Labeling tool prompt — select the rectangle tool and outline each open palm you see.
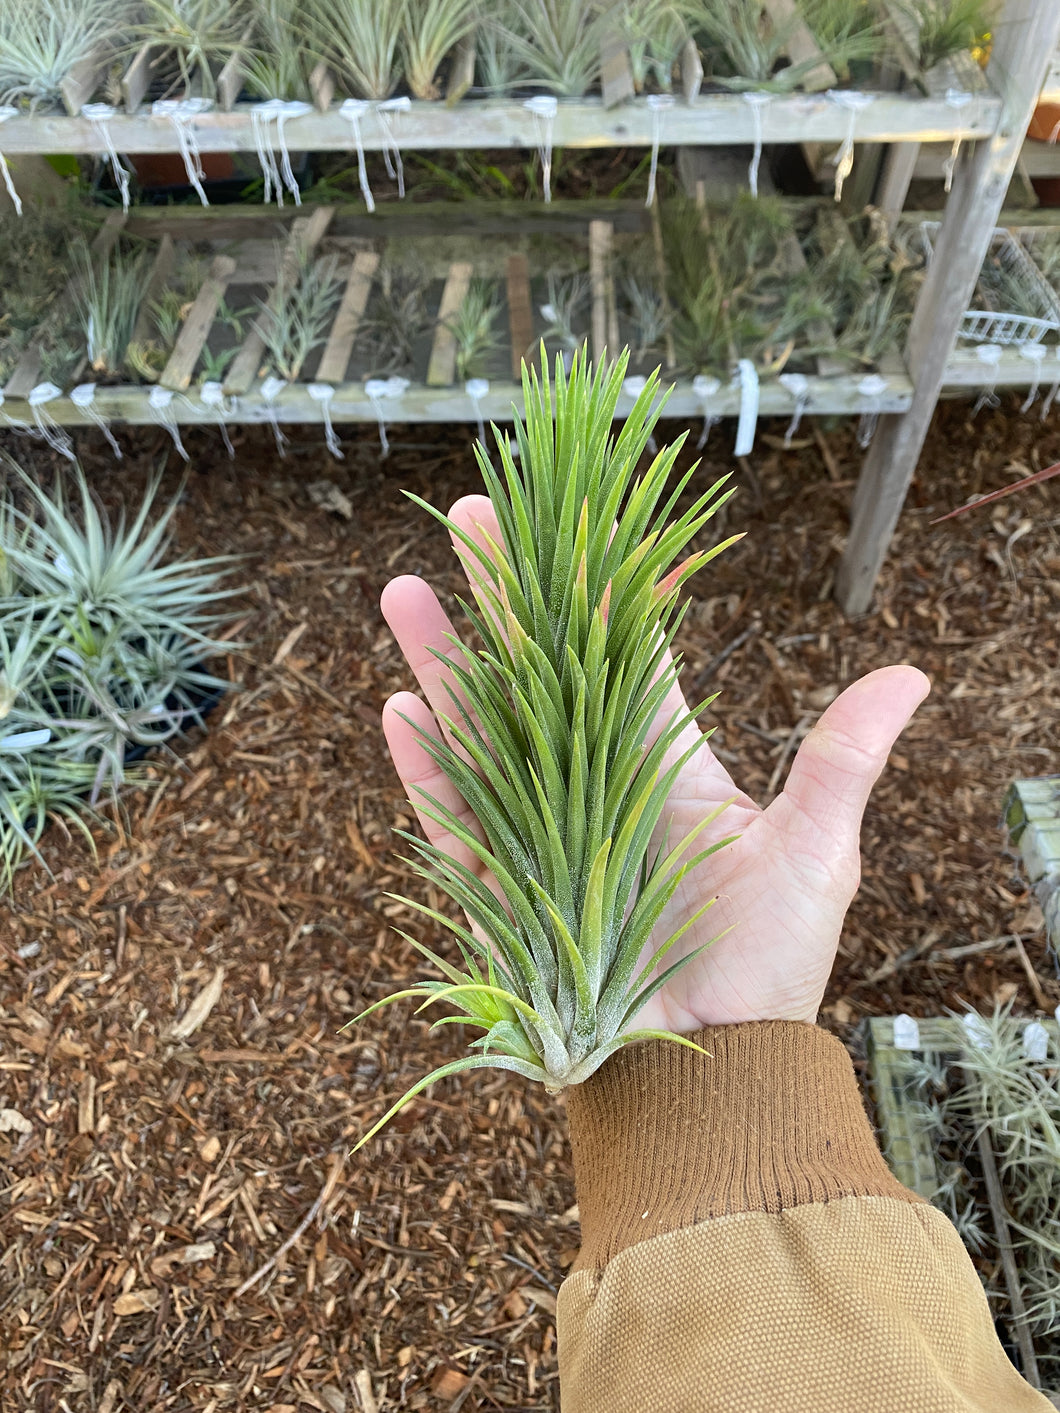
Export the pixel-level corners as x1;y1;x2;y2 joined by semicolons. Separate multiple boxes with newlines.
381;495;929;1033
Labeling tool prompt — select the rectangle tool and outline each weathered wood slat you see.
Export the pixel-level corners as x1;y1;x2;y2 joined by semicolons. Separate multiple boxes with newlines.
60;47;109;115
506;254;534;379
121;43;157;113
679;37;703;102
217;31;252;114
761;0;837;93
426;262;474;386
131;234;178;345
4;372;914;429
588;220;614;364
224;205;335;395
3;210;127;400
309;64;335;113
601;34;635;109
160;254;237;391
316;250;380;384
0;95;1001;155
446;35;477;105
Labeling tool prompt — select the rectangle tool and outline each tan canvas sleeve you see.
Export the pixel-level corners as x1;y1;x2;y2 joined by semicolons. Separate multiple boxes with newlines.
558;1021;1053;1413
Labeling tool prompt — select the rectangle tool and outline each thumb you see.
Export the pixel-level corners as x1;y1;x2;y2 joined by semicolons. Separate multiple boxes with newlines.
770;665;930;875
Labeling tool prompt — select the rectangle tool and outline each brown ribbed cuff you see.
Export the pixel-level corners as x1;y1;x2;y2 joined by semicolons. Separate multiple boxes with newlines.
566;1021;921;1271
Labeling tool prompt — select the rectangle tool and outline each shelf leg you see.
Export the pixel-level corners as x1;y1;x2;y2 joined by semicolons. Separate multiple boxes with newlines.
836;0;1060;616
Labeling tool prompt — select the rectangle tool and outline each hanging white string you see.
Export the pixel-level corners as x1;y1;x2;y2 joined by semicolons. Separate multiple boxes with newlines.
376;97;411;197
307;382;343;458
855;373;888;448
525;96;558;203
742;92;771;197
972;343;1003;414
148;385;189;461
692;373;721;449
340;99;375;212
260;375;289;455
152;97;212;206
1041;348;1060;419
941;89;973;194
81;102;131;211
70;383;122;458
465;378;489;446
364;375;408;457
645;94;674;207
28;384;75;460
1019;341;1047;412
621;376;657;452
0;105;22;215
199;380;235;457
733;359;759;456
276;100;311;204
827;91;874;203
778;372;810;447
252;99;286;206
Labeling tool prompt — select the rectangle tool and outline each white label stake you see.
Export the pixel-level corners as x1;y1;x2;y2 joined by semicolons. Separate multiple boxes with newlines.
692;373;721;449
70;382;122;458
733;359;759;456
525;96;558;203
307;382;343;459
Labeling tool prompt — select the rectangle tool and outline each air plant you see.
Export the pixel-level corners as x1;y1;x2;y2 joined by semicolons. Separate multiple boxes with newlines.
71;241;148;379
0;0;121;109
307;0;406;99
496;0;608;96
244;0;310;100
362;267;431;372
0;463;241;887
136;0;245;100
618;0;689;91
402;0;477;101
350;349;741;1147
898;0;995;73
799;0;881;83
196;345;238;384
257;246;342;382
448;280;502;381
688;0;816;90
621;276;669;359
540;273;590;356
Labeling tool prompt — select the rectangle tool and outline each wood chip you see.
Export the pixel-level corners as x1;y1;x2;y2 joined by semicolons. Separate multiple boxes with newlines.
168;967;225;1041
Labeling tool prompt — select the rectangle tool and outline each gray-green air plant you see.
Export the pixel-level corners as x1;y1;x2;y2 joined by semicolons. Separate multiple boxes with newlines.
352;349;741;1148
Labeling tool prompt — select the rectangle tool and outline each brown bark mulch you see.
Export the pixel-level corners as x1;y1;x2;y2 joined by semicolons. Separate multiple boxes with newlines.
1;396;1058;1412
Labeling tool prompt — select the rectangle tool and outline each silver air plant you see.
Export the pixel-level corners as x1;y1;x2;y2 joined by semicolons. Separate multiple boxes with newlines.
0;463;240;888
349;349;742;1148
258;245;343;382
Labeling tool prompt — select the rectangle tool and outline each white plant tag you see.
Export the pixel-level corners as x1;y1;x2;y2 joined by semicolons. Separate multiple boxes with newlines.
733;358;758;456
251;99;286;206
742;92;771;197
1022;1021;1049;1062
0;727;51;751
827;91;874;202
645;94;675;207
856;373;888;448
972;343;1003;415
465;377;489;446
525;96;558;203
70;381;122;458
364;375;408;457
376;96;411;196
1019;341;1047;412
692;373;721;449
0;105;21;215
340;99;374;212
778;371;809;446
28;383;75;460
307;381;343;459
260;375;288;455
275;100;311;204
893;1013;920;1050
200;380;235;457
82;103;132;210
151;98;212;206
942;90;973;193
148;384;189;461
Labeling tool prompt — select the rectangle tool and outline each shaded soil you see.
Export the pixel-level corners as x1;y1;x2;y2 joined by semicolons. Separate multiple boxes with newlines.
1;395;1058;1412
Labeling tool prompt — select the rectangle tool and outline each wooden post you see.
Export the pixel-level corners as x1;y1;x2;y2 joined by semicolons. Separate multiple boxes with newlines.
836;0;1060;616
317;250;380;384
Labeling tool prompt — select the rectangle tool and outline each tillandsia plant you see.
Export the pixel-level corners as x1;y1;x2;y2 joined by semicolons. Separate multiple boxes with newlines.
401;0;477;101
244;0;311;101
71;240;148;380
307;0;406;100
258;245;342;382
448;280;502;382
349;349;742;1148
898;0;995;73
0;461;241;886
618;0;689;92
136;0;245;101
0;0;121;109
496;0;609;96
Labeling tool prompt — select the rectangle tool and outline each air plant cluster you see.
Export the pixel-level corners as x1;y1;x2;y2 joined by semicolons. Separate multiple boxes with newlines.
0;197;96;386
906;1004;1060;1383
0;0;995;112
258;243;343;381
0;464;239;890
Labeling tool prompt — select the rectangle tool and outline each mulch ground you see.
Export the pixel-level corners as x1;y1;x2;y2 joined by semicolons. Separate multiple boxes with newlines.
1;395;1058;1413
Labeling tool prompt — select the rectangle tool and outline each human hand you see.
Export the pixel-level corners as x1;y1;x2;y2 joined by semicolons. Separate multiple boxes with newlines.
381;494;929;1033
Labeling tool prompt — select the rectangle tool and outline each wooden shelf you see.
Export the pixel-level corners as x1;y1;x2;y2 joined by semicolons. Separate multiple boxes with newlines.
0;92;1001;157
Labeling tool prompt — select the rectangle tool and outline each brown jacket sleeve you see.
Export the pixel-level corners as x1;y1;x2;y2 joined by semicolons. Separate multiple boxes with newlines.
558;1021;1053;1413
